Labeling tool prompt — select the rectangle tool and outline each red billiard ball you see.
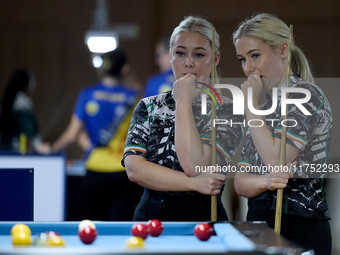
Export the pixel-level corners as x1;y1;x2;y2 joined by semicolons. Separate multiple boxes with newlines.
78;220;98;244
131;223;149;240
147;219;164;237
194;223;213;241
78;226;98;244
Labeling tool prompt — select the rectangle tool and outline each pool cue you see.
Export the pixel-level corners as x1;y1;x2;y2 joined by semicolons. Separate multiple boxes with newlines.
19;133;27;155
211;27;217;222
274;24;293;235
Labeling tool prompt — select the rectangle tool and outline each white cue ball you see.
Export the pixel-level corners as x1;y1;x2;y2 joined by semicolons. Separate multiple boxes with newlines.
78;220;96;231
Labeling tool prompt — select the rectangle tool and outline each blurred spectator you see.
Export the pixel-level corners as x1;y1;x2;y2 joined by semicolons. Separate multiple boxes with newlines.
143;35;175;97
38;48;143;221
0;69;42;152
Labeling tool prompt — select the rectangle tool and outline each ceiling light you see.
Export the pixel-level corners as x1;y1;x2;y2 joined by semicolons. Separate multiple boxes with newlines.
85;0;139;53
85;31;117;53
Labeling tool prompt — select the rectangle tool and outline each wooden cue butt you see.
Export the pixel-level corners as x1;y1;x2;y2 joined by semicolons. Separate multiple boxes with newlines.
274;188;283;234
211;195;217;222
274;24;293;235
211;27;217;222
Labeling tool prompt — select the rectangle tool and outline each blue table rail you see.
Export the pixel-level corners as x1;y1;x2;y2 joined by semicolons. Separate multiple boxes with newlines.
0;221;304;254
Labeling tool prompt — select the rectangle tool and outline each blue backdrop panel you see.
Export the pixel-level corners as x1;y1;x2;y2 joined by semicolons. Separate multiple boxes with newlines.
0;168;34;221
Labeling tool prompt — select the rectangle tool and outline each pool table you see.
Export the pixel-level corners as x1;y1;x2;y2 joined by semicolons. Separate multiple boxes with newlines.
0;221;304;254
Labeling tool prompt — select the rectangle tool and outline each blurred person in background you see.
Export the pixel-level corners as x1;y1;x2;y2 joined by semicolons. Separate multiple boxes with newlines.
38;48;143;221
0;69;42;152
143;35;175;98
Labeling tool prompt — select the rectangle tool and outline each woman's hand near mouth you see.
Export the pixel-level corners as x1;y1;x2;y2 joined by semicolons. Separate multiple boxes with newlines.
173;73;203;103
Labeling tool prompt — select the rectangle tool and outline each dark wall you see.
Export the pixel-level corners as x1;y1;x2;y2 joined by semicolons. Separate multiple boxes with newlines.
1;0;339;158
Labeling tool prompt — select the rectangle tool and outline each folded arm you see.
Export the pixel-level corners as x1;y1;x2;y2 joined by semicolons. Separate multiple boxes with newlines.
124;155;225;195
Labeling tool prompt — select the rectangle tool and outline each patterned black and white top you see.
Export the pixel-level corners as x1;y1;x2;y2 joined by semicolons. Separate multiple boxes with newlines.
237;74;332;220
122;90;244;195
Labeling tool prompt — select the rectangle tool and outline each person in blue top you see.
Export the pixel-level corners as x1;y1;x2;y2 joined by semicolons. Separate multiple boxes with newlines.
143;35;175;98
38;48;143;221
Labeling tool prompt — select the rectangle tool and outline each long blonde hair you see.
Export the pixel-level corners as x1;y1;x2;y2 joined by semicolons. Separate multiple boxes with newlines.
170;16;220;81
233;13;314;84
